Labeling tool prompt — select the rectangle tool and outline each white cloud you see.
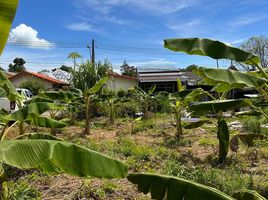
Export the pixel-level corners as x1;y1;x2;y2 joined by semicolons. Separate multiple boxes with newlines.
77;0;199;15
8;24;54;49
166;19;205;36
129;59;176;67
65;22;92;31
230;15;267;27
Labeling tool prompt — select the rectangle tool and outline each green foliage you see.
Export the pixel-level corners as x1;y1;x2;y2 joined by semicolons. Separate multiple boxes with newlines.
128;173;235;200
164;38;260;65
232;189;267;200
0;140;128;178
8;180;41;200
0;0;19;55
120;60;137;77
8;58;26;72
20;79;45;95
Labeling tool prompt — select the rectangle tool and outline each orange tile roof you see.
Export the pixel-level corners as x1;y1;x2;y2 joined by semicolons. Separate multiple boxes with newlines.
109;72;137;80
9;71;69;85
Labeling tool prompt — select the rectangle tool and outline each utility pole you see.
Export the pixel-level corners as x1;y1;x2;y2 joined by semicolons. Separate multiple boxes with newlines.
91;39;95;64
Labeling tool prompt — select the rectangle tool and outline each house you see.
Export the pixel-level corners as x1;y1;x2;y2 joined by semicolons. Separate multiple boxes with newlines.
106;72;138;91
137;68;200;92
9;70;69;90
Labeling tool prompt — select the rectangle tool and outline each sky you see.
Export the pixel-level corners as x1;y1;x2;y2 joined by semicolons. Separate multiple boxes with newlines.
1;0;268;72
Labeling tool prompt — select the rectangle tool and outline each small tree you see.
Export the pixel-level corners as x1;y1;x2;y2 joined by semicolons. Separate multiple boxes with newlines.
8;57;26;72
67;52;82;70
132;86;157;120
120;61;137;77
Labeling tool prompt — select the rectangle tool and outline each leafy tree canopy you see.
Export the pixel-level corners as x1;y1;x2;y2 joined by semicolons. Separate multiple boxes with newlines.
8;57;26;72
120;61;137;77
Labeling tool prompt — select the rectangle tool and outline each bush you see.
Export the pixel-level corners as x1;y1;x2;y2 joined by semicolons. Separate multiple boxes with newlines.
20;79;45;95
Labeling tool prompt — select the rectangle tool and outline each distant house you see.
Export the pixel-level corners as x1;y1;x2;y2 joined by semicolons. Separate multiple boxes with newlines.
9;71;69;90
137;68;200;93
106;72;138;91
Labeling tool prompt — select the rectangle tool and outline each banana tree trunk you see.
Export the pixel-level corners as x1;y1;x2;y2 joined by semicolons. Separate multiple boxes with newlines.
84;96;91;135
144;103;149;120
175;110;183;140
217;116;230;163
131;121;134;134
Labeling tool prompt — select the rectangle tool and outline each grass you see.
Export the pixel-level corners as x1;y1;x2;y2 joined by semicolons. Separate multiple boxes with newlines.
6;113;268;199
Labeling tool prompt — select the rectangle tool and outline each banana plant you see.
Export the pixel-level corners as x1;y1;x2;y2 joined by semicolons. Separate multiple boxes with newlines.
163;37;268;161
128;173;266;200
132;85;158;120
83;77;108;135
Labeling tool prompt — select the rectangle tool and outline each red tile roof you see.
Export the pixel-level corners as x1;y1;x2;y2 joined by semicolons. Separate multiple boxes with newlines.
109;72;137;81
9;70;69;85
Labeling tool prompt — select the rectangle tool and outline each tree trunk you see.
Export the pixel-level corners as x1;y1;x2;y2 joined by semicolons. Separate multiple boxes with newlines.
144;104;149;120
84;97;91;135
131;122;134;134
175;111;183;140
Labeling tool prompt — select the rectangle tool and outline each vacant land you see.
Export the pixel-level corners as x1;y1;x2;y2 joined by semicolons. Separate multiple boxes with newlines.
6;114;268;200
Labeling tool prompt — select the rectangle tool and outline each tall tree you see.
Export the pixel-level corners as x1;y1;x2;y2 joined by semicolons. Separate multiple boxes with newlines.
120;61;137;77
240;36;268;70
67;52;82;70
8;57;26;72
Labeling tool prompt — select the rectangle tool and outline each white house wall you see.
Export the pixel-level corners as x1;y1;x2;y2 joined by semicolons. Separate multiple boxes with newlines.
11;74;54;89
106;76;137;91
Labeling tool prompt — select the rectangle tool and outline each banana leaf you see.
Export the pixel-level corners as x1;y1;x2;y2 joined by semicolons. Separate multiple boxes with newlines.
232;189;267;200
189;99;251;115
128;173;235;200
29;116;66;128
0;140;127;178
164;38;260;65
8;102;60;121
15;133;63;141
38;91;77;102
192;67;267;90
0;0;19;54
87;77;108;95
0;71;21;101
184;119;212;129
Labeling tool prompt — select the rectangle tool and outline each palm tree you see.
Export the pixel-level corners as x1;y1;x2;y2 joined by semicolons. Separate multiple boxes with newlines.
67;52;82;70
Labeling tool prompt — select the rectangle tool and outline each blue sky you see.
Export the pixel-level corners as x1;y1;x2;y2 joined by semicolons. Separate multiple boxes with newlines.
1;0;268;72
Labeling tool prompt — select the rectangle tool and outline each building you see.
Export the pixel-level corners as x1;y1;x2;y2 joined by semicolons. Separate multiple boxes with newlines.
106;72;138;91
9;70;69;90
137;68;200;92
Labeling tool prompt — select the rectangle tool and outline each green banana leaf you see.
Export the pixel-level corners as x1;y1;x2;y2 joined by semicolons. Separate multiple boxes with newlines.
217;118;229;161
189;99;251;114
164;38;260;65
192;67;266;90
232;189;267;200
128;173;235;200
87;76;108;95
0;0;19;55
0;71;21;101
38;91;77;102
230;134;267;152
29;116;66;128
0;140;128;178
15;133;63;141
9;102;60;121
184;119;212;129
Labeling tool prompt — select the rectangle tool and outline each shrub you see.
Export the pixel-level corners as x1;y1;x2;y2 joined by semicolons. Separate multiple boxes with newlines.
20;79;45;95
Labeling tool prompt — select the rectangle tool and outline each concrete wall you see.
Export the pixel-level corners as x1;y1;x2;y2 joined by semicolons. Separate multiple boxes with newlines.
106;76;138;91
11;74;54;89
